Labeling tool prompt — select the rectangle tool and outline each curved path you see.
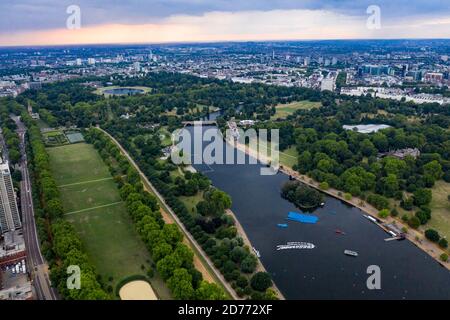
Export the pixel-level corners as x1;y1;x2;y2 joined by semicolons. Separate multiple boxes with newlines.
95;127;238;300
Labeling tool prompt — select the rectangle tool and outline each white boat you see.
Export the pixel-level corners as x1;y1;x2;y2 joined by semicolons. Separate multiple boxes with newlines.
344;249;358;257
252;247;261;258
277;242;315;250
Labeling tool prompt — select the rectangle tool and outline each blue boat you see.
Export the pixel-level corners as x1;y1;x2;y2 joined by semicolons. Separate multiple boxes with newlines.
277;223;288;228
287;212;319;224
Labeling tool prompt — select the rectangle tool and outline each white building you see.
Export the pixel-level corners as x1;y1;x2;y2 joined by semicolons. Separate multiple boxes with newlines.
0;161;21;234
87;58;96;65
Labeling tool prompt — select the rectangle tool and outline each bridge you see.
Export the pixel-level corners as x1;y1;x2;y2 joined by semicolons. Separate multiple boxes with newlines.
182;120;217;126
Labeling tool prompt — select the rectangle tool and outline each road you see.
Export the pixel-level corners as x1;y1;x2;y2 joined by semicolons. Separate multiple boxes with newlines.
96;127;238;299
12;115;57;300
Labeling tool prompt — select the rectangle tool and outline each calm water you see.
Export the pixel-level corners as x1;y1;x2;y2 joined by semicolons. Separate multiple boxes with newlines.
104;88;144;95
184;125;450;299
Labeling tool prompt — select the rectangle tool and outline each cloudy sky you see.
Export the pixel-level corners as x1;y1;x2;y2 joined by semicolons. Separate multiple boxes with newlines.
0;0;449;46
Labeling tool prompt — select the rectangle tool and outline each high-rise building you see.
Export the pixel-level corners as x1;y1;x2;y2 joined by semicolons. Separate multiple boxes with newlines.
0;161;21;234
87;58;96;65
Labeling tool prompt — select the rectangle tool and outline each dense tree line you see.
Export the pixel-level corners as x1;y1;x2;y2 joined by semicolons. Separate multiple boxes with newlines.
103;121;277;299
20;112;108;299
85;128;227;300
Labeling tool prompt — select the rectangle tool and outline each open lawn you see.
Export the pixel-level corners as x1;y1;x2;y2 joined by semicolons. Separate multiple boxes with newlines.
47;143;171;299
271;100;321;119
428;180;450;241
179;192;204;215
245;140;299;168
47;143;111;185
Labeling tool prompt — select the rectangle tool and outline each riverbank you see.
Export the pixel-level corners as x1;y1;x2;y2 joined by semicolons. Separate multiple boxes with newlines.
229;137;450;271
225;209;286;300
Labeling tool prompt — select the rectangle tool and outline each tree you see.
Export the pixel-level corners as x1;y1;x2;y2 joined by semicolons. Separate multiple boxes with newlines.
378;209;389;219
167;268;194;299
230;246;248;263
152;241;173;262
250;272;272;292
241;255;257;273
156;254;182;280
424;229;440;242
413;188;432;206
195;281;227;300
438;238;448;248
423;160;443;181
408;216;421;229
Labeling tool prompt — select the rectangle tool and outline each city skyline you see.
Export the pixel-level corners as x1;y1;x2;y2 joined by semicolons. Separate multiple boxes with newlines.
0;0;450;46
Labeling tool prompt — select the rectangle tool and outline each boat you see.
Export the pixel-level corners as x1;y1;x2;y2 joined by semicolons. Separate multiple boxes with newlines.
253;247;261;258
344;250;358;257
277;242;315;250
320;202;325;206
335;229;346;235
277;223;288;228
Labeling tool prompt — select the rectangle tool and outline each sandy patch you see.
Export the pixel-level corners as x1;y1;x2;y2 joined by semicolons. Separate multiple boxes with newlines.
119;280;158;300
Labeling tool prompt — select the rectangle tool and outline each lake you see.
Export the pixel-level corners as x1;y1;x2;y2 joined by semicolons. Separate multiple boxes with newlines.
184;125;450;299
104;88;144;95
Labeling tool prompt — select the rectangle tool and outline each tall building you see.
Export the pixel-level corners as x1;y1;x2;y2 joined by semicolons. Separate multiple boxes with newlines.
0;161;21;234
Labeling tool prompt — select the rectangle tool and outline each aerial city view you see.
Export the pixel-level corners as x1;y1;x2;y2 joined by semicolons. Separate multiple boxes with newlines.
0;0;449;306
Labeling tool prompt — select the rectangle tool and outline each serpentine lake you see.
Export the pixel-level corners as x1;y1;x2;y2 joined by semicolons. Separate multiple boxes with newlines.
185;125;450;299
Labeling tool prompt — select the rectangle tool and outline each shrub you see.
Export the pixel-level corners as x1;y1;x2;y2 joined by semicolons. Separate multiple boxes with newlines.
424;229;440;242
344;193;352;201
378;209;389;219
390;208;399;217
440;253;448;262
408;216;421;229
250;272;272;292
438;238;448;248
319;182;329;190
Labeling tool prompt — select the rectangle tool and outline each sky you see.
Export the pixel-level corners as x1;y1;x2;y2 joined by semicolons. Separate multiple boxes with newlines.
0;0;449;46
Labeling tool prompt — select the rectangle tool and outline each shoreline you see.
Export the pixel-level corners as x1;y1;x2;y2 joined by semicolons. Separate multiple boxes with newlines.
225;209;286;300
228;137;450;271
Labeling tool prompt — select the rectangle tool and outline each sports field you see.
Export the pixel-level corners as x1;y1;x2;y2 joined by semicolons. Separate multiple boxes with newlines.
47;143;171;298
271;100;321;119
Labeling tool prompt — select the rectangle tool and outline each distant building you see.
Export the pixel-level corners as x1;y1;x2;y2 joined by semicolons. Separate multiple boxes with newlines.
379;148;421;160
0;161;21;235
321;78;335;91
424;72;443;84
343;124;391;134
76;58;82;66
87;58;96;65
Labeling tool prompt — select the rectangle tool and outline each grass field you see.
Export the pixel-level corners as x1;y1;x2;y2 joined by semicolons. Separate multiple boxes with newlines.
179;192;204;215
47;143;171;298
428;180;450;241
271;100;321;119
245;139;299;168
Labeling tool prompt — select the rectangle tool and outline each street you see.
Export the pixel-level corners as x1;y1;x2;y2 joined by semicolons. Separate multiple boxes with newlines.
12;115;57;300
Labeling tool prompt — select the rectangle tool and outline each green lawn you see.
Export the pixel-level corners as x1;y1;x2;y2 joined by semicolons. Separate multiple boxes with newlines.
47;143;171;299
47;143;111;186
179;192;204;215
245;140;298;168
271;100;321;119
428;180;450;241
158;127;173;147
